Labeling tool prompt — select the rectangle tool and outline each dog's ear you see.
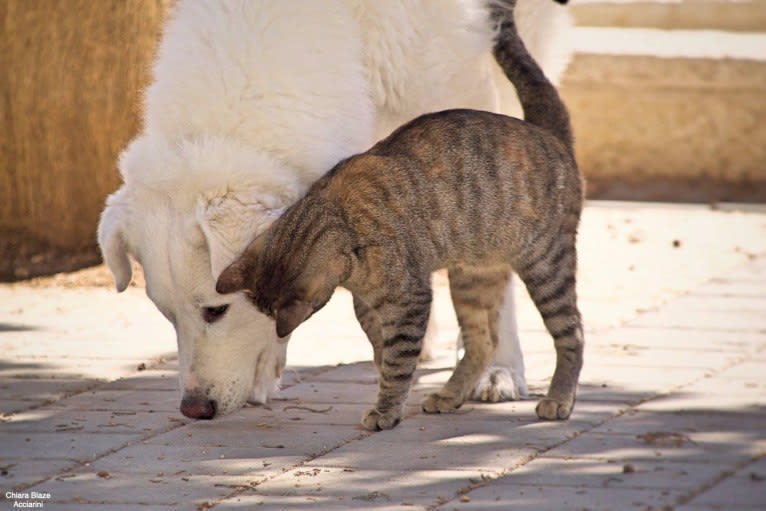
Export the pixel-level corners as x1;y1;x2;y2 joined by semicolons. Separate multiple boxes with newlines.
275;300;314;338
98;187;133;292
197;192;284;280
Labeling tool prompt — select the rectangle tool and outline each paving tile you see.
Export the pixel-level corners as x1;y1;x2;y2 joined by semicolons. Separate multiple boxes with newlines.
724;257;766;279
680;456;766;509
590;326;765;354
578;364;708;395
1;407;189;435
246;466;485;509
667;294;766;312
25;469;257;508
402;410;602;446
631;307;766;332
573;382;657;405
143;417;365;461
49;389;180;414
303;429;537;472
0;431;144;462
445;482;682;511
498;456;727;491
310;361;385;384
214;493;430;510
0;399;47;416
88;442;302;477
637;379;766;413
28;505;178;511
715;361;766;382
0;335;173;360
98;369;180;391
0;357;164;382
556;400;629;423
231;401;371;427
462;396;624;424
543;430;760;464
525;349;719;400
277;381;379;405
591;409;766;437
585;349;733;372
675;505;764;511
677;374;765;404
693;278;766;298
297;407;614;473
0;458;80;490
0;378;103;403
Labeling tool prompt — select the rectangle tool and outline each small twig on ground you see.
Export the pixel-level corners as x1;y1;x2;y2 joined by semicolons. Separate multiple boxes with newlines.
446;406;475;415
283;405;334;414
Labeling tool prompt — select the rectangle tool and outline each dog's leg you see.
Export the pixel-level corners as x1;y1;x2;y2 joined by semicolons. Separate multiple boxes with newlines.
470;274;528;401
419;273;441;361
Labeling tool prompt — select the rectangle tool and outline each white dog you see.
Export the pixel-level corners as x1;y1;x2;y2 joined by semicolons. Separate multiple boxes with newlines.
98;0;572;419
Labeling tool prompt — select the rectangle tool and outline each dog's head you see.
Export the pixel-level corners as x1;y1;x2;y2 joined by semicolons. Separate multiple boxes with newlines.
98;136;302;418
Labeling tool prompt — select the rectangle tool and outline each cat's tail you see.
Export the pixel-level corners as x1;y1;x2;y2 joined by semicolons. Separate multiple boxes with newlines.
488;0;574;154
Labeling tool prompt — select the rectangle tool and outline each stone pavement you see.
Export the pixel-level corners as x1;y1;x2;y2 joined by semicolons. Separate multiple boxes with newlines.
1;201;765;511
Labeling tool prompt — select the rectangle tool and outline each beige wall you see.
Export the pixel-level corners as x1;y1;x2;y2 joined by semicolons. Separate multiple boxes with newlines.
0;1;169;280
561;54;766;202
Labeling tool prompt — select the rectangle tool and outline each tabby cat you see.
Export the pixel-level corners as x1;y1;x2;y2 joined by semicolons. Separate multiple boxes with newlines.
216;0;584;431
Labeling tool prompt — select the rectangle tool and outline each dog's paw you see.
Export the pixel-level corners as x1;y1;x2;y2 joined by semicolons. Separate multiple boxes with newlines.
418;342;435;362
361;407;402;431
536;397;573;420
421;391;463;414
470;365;528;402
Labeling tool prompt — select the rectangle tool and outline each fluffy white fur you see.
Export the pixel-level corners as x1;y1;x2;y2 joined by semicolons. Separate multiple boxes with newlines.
99;0;572;417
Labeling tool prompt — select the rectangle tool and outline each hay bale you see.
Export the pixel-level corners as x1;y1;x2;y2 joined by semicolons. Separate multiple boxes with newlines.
0;0;171;281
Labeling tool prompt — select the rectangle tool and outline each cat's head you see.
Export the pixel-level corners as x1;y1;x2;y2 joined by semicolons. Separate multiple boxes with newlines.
216;217;352;338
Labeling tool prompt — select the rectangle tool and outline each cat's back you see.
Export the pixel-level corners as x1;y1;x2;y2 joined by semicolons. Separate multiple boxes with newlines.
372;109;567;160
321;108;581;240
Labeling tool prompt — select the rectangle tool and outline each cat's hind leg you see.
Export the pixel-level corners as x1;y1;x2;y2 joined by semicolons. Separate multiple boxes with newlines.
516;233;584;420
422;264;510;413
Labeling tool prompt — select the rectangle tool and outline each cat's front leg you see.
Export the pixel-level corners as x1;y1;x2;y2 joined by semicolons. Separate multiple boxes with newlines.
359;287;431;431
361;330;423;430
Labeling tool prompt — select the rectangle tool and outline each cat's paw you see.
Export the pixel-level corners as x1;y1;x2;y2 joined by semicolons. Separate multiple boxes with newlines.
536;397;573;420
361;407;402;431
421;391;463;413
470;365;528;402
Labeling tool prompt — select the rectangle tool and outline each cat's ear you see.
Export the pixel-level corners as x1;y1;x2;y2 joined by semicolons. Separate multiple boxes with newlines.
275;300;313;338
215;234;266;294
215;257;251;294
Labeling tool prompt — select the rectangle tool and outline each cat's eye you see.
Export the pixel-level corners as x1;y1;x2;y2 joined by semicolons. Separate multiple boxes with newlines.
202;304;230;324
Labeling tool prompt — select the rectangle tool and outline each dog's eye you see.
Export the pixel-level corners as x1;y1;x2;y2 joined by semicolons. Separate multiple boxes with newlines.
202;304;229;324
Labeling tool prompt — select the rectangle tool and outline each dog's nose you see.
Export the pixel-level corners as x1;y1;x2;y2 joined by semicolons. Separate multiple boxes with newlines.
180;394;217;420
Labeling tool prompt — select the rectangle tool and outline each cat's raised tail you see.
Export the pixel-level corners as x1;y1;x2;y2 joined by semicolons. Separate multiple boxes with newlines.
489;0;574;154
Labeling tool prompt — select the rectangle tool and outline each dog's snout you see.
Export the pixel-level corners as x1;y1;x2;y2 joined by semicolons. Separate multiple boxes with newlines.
180;394;217;420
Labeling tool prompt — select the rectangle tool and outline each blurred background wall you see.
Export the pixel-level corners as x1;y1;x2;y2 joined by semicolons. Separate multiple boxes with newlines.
0;0;169;281
561;0;766;202
1;0;764;281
